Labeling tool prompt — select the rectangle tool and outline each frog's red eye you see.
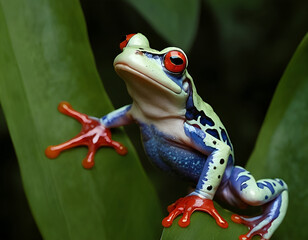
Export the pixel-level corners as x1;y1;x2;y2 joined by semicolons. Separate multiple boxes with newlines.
164;50;187;73
120;34;136;51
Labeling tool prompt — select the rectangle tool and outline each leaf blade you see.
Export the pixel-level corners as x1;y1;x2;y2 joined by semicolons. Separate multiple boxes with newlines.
246;33;308;239
125;0;200;51
0;0;162;239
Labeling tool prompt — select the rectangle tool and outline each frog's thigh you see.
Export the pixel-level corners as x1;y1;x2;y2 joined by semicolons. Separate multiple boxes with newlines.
228;166;287;206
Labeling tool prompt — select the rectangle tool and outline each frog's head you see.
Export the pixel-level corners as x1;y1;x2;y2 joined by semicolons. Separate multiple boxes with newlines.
114;33;193;117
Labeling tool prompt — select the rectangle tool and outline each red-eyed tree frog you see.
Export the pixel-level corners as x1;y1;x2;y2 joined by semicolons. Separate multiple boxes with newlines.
46;33;288;240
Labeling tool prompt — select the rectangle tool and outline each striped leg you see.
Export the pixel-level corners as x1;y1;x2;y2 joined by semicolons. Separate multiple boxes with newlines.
228;166;288;240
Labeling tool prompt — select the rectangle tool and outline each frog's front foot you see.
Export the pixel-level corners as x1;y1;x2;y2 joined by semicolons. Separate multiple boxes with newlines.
162;195;228;228
45;102;127;169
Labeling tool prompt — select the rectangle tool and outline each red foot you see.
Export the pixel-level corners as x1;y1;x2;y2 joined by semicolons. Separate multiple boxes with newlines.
231;214;270;240
45;102;127;169
162;195;228;229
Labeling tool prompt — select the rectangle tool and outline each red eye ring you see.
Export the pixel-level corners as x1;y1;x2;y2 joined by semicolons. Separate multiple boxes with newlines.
120;33;136;51
164;50;187;73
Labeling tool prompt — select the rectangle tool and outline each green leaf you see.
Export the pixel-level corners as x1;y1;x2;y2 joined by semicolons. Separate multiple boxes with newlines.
161;27;308;240
125;0;200;52
247;33;308;239
0;1;162;239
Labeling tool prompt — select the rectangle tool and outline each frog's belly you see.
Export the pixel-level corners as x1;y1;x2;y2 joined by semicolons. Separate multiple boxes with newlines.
140;123;205;182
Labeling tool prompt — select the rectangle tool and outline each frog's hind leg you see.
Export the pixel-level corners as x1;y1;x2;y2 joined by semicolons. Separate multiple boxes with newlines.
227;166;288;240
231;191;288;240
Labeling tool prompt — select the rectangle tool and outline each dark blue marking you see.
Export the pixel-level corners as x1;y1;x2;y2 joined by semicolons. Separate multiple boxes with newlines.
200;116;207;126
200;114;215;127
185;110;195;121
257;181;275;194
237;175;250;183
206;129;220;139
220;127;233;151
238;175;250;185
278;179;284;186
185;91;215;127
229;167;250;192
265;195;268;200
241;183;248;191
185;93;198;120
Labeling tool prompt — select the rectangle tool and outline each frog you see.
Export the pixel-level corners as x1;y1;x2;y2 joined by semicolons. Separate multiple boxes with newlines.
46;33;288;240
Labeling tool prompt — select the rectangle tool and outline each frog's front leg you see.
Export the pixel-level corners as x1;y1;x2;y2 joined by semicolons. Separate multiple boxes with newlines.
45;103;133;168
99;105;133;128
162;123;230;228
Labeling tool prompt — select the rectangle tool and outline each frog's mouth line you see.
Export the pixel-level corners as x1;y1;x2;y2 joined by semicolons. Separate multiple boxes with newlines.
114;63;182;94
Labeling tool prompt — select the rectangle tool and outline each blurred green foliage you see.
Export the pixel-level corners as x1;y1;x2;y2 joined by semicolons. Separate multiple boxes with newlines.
247;34;308;239
0;0;307;239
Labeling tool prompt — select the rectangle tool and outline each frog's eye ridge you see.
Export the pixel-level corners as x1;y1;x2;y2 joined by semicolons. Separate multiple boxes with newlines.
164;50;187;73
120;33;136;51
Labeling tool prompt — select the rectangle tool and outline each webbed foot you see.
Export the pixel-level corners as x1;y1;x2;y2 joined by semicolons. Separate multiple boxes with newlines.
231;191;288;240
231;214;271;240
162;195;228;228
45;102;127;169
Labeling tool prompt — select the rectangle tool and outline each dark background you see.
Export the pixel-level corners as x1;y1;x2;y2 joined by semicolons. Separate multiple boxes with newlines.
1;0;307;239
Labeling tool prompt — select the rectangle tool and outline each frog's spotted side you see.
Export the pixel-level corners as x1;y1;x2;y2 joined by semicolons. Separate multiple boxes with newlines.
48;33;288;240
